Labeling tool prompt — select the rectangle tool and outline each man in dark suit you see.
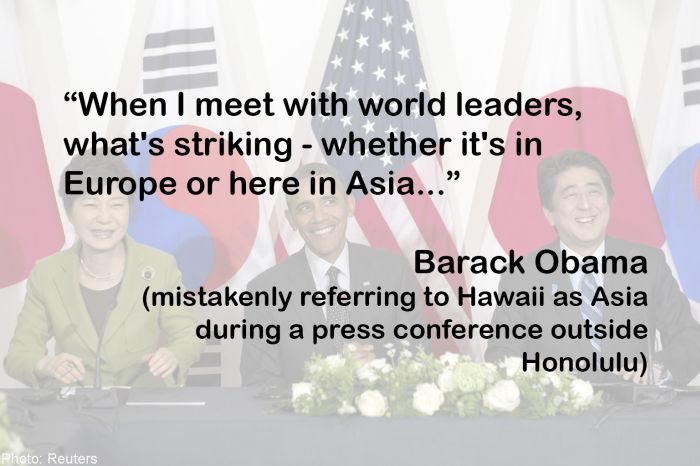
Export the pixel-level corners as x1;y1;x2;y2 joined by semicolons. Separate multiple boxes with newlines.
485;150;700;385
241;163;422;387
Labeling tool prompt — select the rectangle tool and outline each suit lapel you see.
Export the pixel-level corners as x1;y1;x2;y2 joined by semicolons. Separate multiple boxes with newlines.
288;249;326;325
546;240;575;294
350;244;381;327
54;243;99;352
602;237;631;297
348;243;368;293
544;241;582;328
102;237;145;345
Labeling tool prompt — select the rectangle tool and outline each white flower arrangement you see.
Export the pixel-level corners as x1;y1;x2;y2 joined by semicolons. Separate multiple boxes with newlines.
356;390;388;417
292;348;602;418
483;380;520;412
412;383;445;415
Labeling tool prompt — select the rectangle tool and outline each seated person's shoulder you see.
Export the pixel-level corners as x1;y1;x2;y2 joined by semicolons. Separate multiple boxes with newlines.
35;239;179;272
129;240;178;266
247;244;412;291
605;236;663;260
510;243;553;273
33;249;69;272
349;244;416;289
247;251;305;291
349;243;408;269
30;247;78;279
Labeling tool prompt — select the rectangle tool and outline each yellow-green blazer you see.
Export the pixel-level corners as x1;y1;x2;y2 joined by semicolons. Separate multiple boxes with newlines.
4;237;204;388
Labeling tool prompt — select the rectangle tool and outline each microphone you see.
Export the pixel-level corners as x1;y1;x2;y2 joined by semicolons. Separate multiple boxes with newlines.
592;274;674;404
94;334;104;389
94;299;117;389
647;308;657;386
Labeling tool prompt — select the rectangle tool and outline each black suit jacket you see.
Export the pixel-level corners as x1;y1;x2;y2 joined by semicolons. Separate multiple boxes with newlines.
485;237;700;385
241;243;422;386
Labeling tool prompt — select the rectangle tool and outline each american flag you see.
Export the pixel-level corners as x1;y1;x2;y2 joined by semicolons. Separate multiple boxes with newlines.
275;0;474;356
311;0;437;182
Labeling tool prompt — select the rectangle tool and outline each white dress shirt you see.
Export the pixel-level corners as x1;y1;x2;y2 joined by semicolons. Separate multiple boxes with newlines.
304;243;351;319
560;240;605;291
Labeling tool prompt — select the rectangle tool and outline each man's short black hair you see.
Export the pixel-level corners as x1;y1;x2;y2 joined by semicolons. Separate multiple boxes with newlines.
286;163;348;207
58;156;135;213
537;150;613;210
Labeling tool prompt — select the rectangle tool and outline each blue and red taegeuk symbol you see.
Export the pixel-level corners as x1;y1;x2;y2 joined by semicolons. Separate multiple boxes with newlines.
653;143;700;302
126;125;258;289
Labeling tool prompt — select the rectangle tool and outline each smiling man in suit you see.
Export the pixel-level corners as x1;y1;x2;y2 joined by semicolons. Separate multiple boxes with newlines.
485;150;700;385
241;163;422;387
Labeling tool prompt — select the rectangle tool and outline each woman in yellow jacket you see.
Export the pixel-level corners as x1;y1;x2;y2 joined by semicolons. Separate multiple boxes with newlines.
4;157;204;388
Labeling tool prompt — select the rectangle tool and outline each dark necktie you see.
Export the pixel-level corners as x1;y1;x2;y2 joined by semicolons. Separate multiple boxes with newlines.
579;273;602;352
326;265;350;328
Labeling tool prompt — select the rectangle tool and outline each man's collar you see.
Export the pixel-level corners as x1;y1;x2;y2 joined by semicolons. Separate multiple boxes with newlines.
559;240;605;261
304;242;350;285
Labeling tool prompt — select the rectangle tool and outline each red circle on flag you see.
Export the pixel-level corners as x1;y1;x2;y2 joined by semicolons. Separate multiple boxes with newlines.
150;125;259;289
489;87;664;255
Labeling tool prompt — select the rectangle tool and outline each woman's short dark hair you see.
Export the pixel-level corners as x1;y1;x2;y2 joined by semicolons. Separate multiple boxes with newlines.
58;156;134;213
537;150;614;210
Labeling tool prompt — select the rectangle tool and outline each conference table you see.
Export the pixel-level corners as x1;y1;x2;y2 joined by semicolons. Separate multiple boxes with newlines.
5;387;700;466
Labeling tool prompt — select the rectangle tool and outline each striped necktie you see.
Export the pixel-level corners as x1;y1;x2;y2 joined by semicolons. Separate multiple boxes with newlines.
326;265;350;326
579;273;602;352
326;266;349;353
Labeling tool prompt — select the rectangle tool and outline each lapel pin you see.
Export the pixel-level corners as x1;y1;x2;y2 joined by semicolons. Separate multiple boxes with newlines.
142;266;156;281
